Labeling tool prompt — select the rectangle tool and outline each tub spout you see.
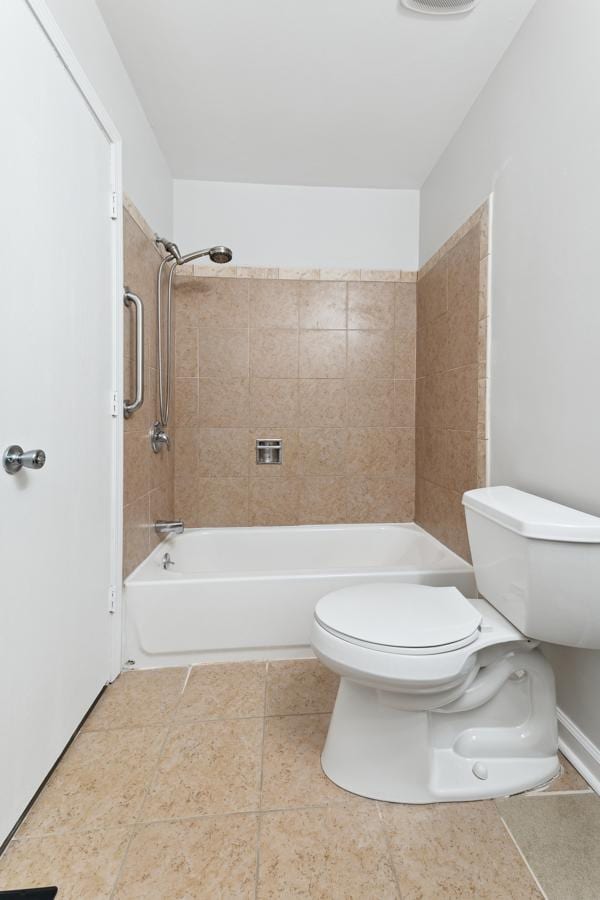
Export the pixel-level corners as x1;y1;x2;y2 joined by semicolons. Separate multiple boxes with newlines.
155;520;184;535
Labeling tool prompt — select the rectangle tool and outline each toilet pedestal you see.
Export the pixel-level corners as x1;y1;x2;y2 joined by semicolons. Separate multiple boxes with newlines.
321;649;559;803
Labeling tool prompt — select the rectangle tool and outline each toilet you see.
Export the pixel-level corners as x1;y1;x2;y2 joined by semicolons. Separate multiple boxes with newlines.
311;486;600;803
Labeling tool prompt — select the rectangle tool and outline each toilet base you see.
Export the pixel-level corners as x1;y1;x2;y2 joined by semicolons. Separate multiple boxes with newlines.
322;655;559;803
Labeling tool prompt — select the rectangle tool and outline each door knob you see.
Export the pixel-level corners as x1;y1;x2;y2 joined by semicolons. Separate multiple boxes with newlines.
3;445;46;475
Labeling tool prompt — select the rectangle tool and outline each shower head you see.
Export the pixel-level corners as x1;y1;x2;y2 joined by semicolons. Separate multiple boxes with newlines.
178;245;233;265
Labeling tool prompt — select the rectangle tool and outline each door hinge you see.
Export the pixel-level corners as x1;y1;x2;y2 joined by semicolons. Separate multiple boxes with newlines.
110;191;118;220
108;585;117;615
111;391;119;417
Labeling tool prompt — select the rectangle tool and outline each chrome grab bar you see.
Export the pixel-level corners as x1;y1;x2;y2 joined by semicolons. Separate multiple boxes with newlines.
123;290;144;417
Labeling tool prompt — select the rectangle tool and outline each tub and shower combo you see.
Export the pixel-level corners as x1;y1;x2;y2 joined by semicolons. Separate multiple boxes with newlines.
124;523;475;667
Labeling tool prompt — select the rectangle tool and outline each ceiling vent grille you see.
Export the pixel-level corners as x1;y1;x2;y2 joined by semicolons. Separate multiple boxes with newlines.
401;0;480;15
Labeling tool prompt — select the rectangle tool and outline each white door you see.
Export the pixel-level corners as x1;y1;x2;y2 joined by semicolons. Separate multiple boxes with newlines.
0;1;120;844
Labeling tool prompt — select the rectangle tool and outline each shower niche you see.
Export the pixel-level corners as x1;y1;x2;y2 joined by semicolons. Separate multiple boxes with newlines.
256;438;283;465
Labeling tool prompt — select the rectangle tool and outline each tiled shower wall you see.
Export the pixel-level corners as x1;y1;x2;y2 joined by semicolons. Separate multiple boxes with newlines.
171;269;417;527
415;202;490;560
123;201;174;576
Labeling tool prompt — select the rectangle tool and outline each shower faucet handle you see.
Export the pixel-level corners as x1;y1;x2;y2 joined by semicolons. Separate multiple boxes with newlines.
3;445;46;475
150;422;170;453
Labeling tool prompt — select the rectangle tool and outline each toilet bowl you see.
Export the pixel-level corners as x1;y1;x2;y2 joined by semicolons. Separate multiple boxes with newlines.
311;486;600;803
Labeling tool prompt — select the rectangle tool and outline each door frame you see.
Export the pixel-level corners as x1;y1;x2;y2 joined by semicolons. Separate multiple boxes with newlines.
26;0;124;680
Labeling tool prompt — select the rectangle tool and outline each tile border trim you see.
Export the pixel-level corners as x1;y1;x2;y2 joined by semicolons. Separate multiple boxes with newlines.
418;199;490;280
175;264;418;283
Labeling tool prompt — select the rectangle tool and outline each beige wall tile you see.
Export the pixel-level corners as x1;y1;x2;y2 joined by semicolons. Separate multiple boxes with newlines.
174;377;199;425
299;476;347;524
299;379;347;427
250;328;298;378
194;278;249;329
299;330;347;378
299;428;347;475
124;432;150;506
395;282;417;332
444;365;478;429
298;282;347;329
174;328;198;377
348;282;396;330
348;330;395;379
395;331;416;379
479;256;489;320
360;269;404;282
417;257;448;325
447;226;480;312
123;494;150;578
250;378;299;427
197;329;249;378
394;380;416;427
278;267;320;280
196;477;249;526
198;377;250;428
346;427;414;480
347;477;414;522
249;477;300;526
174;476;199;525
197;428;248;476
249;280;299;329
479;317;488;379
347;380;395;427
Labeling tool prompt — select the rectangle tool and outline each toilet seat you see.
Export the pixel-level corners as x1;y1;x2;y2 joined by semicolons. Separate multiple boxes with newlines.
315;583;482;655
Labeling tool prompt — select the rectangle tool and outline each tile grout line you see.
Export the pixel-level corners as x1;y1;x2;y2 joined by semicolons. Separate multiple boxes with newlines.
255;663;270;899
108;669;192;897
499;815;549;900
375;801;404;899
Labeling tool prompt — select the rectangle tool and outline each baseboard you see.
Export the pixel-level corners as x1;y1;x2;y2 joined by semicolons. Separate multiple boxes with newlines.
557;706;600;795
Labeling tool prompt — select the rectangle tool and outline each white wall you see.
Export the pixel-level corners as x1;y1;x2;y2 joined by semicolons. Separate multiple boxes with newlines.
420;0;600;752
45;0;172;234
174;180;420;271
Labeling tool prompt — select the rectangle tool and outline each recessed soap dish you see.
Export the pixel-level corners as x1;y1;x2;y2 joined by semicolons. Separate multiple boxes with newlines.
256;439;282;465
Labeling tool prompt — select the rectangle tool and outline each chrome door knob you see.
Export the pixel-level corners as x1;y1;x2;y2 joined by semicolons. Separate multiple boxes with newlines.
3;445;46;475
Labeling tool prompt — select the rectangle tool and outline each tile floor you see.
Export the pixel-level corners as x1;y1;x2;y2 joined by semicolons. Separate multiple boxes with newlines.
0;659;596;899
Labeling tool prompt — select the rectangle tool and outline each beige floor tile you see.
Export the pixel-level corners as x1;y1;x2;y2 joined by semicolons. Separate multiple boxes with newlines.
82;667;187;731
0;828;130;899
498;793;600;900
261;714;351;809
533;751;591;792
177;661;266;722
141;718;263;821
18;728;166;837
258;803;398;899
265;659;339;716
381;800;542;899
113;814;258;899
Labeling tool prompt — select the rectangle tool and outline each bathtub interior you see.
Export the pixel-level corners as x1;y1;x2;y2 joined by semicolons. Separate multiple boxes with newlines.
124;523;477;668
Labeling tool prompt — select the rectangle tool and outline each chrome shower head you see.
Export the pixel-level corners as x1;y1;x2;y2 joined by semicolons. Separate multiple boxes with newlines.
208;246;233;264
178;245;233;265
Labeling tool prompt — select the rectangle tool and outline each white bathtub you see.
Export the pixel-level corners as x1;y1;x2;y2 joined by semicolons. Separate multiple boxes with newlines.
124;523;476;667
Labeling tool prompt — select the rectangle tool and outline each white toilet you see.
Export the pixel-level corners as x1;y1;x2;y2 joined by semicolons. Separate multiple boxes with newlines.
311;486;600;803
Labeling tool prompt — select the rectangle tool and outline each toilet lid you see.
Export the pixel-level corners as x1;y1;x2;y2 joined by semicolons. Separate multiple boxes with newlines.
315;583;482;652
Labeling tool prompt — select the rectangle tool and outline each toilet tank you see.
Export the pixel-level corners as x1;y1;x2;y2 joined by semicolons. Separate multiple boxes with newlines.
463;486;600;649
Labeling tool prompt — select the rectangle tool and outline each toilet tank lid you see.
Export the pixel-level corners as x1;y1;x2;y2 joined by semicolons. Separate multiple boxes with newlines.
463;486;600;542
